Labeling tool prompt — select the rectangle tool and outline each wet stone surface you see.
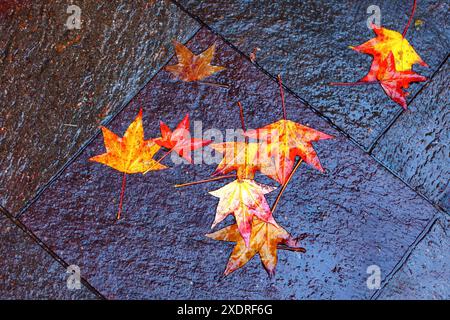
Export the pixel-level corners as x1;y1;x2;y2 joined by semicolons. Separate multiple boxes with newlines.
178;0;449;149
378;215;449;300
19;29;440;299
0;0;200;214
372;59;449;211
0;213;96;299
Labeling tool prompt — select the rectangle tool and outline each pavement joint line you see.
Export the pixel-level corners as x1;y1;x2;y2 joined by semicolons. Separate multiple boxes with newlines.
170;0;447;214
0;204;106;300
14;25;203;220
367;53;450;153
370;213;440;300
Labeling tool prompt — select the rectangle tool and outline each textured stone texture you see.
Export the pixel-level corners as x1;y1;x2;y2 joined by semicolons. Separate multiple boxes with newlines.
178;0;449;148
0;212;97;299
372;59;449;211
378;215;449;300
0;0;200;214
19;29;440;299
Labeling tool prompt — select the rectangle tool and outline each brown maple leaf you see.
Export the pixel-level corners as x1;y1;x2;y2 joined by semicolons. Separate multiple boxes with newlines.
165;40;225;82
207;218;305;276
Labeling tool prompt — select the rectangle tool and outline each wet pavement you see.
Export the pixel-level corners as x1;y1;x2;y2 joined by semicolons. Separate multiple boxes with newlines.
0;0;448;299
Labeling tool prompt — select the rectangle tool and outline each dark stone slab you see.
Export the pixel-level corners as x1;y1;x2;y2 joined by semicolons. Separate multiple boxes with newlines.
372;59;449;211
0;213;97;299
378;215;449;299
178;0;449;148
0;0;200;214
20;28;439;299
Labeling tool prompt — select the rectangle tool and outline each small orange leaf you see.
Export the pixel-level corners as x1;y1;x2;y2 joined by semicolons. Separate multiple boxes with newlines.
165;40;226;82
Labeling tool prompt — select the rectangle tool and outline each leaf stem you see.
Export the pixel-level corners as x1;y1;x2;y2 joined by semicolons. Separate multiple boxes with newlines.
271;159;302;215
402;0;417;38
277;244;306;253
197;81;229;89
329;81;381;86
117;173;127;220
277;74;287;120
143;147;175;175
174;174;236;188
237;101;246;132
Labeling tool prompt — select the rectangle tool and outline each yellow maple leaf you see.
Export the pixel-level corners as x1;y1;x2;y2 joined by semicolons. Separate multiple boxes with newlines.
351;24;427;72
90;109;167;174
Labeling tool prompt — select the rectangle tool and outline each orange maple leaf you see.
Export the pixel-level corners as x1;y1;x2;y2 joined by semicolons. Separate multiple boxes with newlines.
90;109;166;219
209;179;277;247
245;119;333;184
207;218;305;276
209;141;274;180
165;40;226;82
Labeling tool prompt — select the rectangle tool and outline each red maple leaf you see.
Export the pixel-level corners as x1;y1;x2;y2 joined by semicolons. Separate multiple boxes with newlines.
361;52;427;109
153;114;212;163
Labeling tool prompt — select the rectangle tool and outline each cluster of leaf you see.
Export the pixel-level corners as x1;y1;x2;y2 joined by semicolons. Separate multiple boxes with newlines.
91;2;428;276
90;40;332;277
205;114;332;276
90;110;212;219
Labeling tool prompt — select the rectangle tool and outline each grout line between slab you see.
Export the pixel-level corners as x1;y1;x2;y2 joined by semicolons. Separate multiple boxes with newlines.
370;213;440;300
170;0;447;215
0;204;106;299
15;26;203;220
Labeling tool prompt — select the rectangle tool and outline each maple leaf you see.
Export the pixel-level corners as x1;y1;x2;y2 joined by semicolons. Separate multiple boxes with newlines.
207;218;305;276
90;109;167;174
245;119;333;184
165;40;226;82
209;179;277;247
153;114;212;163
89;109;166;219
362;52;427;108
351;23;427;72
209;141;273;180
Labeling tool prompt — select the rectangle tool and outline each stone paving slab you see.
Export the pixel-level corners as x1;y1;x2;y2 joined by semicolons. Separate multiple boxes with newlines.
0;0;200;214
378;214;449;300
0;212;97;299
178;0;449;149
18;28;440;299
372;58;449;211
